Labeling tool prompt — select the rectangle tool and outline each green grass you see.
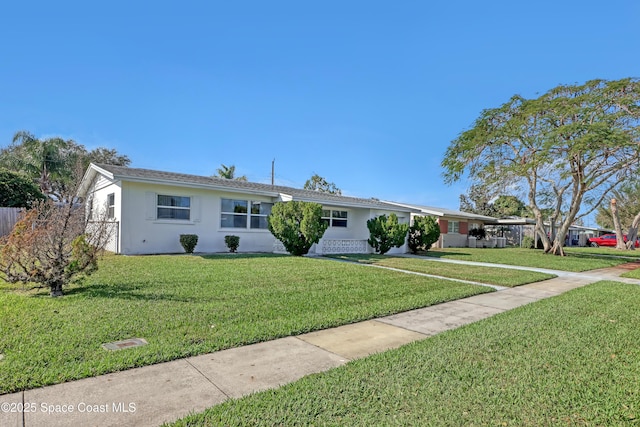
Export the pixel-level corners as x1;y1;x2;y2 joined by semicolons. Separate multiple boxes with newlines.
565;246;640;259
621;268;640;279
169;281;640;426
0;254;492;394
327;254;555;287
421;247;629;271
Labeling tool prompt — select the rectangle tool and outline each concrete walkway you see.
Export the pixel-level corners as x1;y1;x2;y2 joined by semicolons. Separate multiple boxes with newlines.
3;260;640;427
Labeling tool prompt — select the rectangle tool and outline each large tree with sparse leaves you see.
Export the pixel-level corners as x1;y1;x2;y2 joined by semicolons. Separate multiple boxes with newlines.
443;78;640;256
303;174;341;195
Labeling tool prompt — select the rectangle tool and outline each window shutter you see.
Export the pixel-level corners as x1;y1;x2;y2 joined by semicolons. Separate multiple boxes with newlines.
145;192;156;220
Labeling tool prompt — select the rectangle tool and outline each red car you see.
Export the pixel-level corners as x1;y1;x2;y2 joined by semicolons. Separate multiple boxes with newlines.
588;233;639;248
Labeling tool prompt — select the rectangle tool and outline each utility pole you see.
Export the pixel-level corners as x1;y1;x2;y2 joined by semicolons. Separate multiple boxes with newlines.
271;159;275;186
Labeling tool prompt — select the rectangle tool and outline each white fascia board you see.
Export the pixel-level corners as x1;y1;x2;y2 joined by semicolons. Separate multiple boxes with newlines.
78;163;115;198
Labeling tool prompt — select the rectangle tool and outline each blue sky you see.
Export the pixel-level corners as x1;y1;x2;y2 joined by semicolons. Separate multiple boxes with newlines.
1;1;638;213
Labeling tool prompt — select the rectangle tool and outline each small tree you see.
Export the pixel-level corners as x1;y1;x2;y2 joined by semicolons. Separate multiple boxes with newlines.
0;198;111;297
179;234;199;254
408;216;440;254
367;213;409;255
268;201;328;256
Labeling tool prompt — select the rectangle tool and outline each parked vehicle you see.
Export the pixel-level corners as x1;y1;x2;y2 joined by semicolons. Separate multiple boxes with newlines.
588;233;640;248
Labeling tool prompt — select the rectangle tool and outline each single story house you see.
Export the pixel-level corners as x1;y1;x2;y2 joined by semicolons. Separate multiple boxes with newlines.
382;202;499;248
78;163;417;255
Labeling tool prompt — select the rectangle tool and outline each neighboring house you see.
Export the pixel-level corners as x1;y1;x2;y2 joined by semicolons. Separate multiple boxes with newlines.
78;163;416;255
383;202;498;248
495;218;613;247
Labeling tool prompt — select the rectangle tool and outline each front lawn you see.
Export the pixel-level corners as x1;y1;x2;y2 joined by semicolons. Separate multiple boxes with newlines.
0;254;492;394
169;281;640;426
422;247;628;271
621;268;640;279
327;254;555;287
565;246;640;259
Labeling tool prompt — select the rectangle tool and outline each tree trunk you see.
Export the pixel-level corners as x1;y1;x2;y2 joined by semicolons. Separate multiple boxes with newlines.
611;199;626;250
550;240;566;256
626;211;640;250
50;281;64;297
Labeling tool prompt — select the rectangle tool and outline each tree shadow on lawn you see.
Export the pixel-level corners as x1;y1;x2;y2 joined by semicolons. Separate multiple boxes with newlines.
58;282;200;303
417;250;473;258
197;252;291;260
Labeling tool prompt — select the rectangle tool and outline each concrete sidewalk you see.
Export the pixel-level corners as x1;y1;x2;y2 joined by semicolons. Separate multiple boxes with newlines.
2;261;639;427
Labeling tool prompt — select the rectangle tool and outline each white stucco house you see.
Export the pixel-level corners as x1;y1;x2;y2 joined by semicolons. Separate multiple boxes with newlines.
79;163;417;255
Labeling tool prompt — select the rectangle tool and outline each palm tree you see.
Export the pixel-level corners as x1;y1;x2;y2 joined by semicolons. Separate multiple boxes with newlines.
214;164;247;181
8;131;79;195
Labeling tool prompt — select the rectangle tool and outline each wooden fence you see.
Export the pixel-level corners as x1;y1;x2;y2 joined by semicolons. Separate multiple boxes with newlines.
0;207;22;237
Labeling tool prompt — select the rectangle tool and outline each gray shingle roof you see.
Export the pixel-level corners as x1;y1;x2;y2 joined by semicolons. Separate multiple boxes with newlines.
92;163;413;211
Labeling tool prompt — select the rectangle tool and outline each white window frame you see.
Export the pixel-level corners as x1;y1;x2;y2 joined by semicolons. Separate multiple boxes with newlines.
220;198;272;229
322;209;348;227
448;220;460;233
157;195;191;221
107;193;115;219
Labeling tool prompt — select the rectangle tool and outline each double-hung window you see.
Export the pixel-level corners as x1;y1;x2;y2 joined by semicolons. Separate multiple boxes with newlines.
321;210;348;227
221;199;272;229
448;220;460;233
250;201;272;229
157;195;191;220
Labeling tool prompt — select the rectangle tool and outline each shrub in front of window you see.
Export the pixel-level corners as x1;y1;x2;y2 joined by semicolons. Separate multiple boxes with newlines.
468;227;486;240
224;235;240;253
179;234;198;254
367;213;409;255
267;201;328;256
408;215;440;254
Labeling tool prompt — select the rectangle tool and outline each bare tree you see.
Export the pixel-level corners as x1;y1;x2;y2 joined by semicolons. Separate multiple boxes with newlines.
0;165;113;296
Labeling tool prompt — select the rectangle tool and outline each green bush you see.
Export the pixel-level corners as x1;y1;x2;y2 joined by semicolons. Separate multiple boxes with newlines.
468;227;487;240
408;216;441;254
522;235;535;249
224;235;240;253
267;201;328;256
367;213;409;255
179;234;198;254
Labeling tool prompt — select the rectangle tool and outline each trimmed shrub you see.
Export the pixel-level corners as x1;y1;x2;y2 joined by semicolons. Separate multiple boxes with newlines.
179;234;198;254
224;235;240;253
408;216;441;254
367;213;409;255
468;227;487;240
267;201;328;256
522;235;535;249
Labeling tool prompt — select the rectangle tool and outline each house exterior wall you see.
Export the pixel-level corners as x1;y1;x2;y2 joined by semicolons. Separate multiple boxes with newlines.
434;216;486;248
313;207;409;255
88;176;413;255
119;181;277;254
89;175;121;252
